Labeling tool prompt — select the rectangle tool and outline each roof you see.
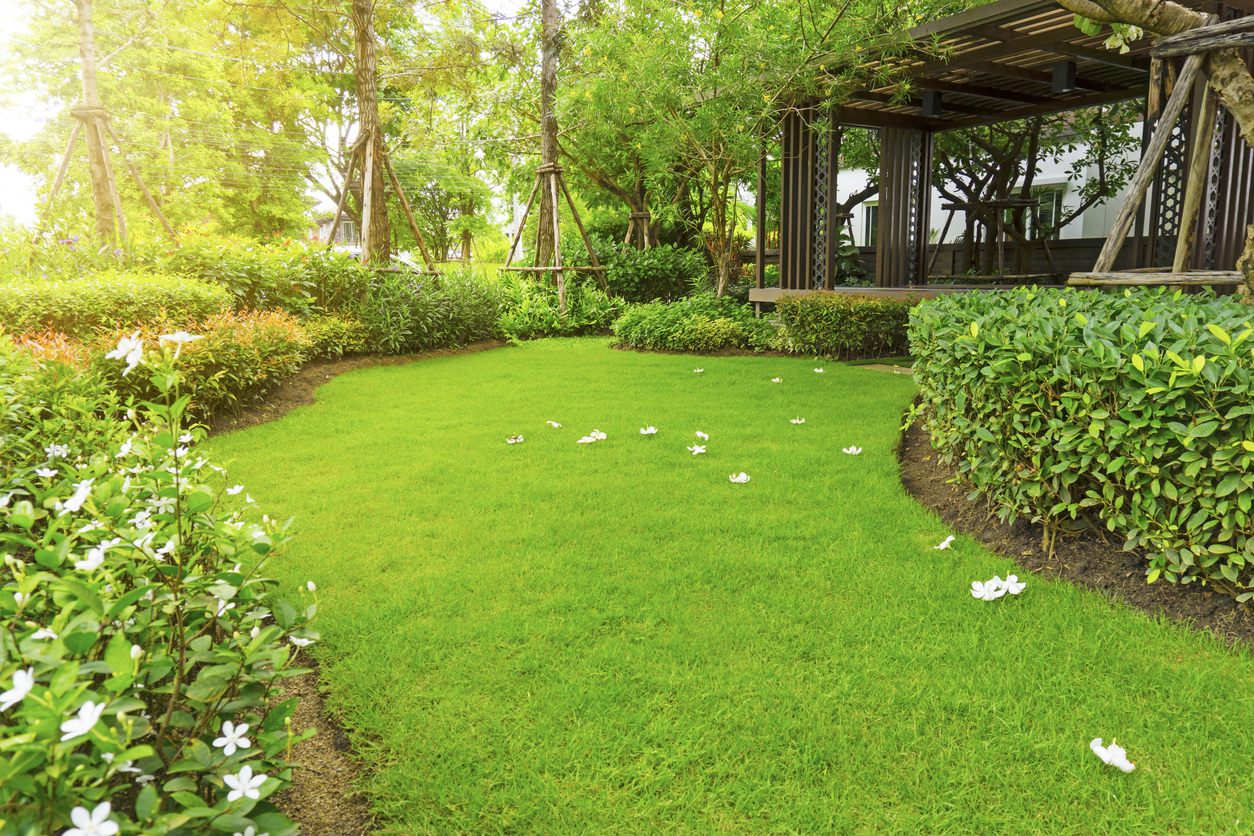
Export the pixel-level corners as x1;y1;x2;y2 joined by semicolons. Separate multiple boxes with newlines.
829;0;1253;132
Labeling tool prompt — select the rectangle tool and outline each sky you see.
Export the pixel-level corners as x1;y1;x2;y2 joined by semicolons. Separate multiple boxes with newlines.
0;0;530;230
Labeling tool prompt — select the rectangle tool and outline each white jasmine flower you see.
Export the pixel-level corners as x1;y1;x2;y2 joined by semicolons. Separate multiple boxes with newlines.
31;628;57;640
687;445;706;455
545;421;561;427
986;576;1009;599
729;472;750;483
1003;575;1027;595
223;764;267;802
63;801;119;836
115;438;134;458
179;433;193;443
60;478;95;516
790;418;805;424
213;720;252;756
591;430;606;440
130;645;143;660
215;600;236;617
640;426;657;435
155;540;176;558
134;531;157;550
933;535;956;550
13;591;24;606
969;580;1000;602
174;446;189;457
101;752;142;774
290;637;314;647
44;443;69;458
35;467;58;478
75;537;119;572
771;377;782;383
226;485;244;495
506;435;524;444
159;331;203;358
1090;738;1136;772
232;827;266;836
135;773;156;785
695;431;708;440
694;368;704;373
842;446;862;455
106;330;145;375
0;667;35;711
250;626;261;638
148;496;175;515
60;700;106;741
245;494;255;504
307;581;316;592
814;368;824;373
77;520;104;534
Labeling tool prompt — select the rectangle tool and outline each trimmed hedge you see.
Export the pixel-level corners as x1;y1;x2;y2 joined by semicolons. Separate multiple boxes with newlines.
773;292;914;359
612;293;773;352
0;271;231;339
909;287;1254;597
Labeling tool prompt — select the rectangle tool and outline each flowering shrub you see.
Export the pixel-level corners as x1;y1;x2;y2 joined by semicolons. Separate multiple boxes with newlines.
0;271;232;340
1;336;314;835
94;311;311;419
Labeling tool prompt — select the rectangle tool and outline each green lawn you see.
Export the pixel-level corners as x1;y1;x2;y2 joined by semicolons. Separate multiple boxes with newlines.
206;338;1254;835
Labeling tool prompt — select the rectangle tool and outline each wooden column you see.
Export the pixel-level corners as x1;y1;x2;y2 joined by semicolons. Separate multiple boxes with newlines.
875;127;925;288
755;147;766;291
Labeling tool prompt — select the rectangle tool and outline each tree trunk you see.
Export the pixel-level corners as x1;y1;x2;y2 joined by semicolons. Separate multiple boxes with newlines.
1239;224;1254;306
459;195;473;261
352;0;391;264
74;0;116;243
535;0;560;270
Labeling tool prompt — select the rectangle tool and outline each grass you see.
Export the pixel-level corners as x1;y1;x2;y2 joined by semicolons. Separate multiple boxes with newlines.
206;338;1254;835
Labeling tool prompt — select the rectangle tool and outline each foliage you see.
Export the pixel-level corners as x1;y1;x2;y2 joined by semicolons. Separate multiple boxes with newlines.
0;231;132;283
0;271;231;340
909;287;1254;597
496;273;621;340
575;237;709;304
830;227;872;288
612;292;772;352
301;314;370;361
356;264;503;354
773;292;914;359
1;335;313;836
137;234;372;317
93;310;312;419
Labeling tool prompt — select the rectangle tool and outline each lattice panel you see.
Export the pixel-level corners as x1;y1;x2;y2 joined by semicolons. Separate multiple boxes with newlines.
811;116;831;289
1152;117;1189;268
1202;109;1226;270
906;132;923;281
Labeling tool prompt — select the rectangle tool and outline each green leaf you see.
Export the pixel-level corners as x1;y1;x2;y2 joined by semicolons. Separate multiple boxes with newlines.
59;578;104;615
136;783;159;822
263;697;299;733
1206;323;1232;345
1147;568;1160;584
64;631;99;655
976;427;997;443
1216;474;1244;497
105;632;133;675
1131;354;1144;372
1138;320;1156;338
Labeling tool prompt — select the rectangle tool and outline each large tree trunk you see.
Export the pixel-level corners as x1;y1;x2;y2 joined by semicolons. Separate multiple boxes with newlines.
74;0;117;243
535;0;560;270
352;0;391;264
1240;224;1254;305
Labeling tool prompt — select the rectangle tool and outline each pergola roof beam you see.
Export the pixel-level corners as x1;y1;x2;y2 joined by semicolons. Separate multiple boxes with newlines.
938;84;1148;130
852;90;989;116
913;77;1054;106
966;59;1121;93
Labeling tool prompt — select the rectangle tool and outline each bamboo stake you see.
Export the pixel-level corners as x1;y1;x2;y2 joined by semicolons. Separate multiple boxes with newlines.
504;177;541;270
325;150;358;251
104;121;174;237
360;132;374;263
1092;51;1206;273
558;175;609;292
1172;82;1218;273
380;146;437;272
43;123;82;224
550;171;565;313
95;118;127;242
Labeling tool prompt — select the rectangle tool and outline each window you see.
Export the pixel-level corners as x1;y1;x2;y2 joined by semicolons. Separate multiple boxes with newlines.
1031;190;1064;240
340;220;358;245
865;202;879;247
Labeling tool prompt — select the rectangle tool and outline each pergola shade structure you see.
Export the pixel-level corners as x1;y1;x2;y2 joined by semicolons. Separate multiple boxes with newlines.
764;0;1254;292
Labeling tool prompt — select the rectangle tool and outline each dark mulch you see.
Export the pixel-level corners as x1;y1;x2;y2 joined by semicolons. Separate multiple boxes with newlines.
212;347;1253;835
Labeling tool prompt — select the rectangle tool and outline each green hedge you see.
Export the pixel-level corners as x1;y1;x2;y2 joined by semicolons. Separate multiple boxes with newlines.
773;292;914;359
909;287;1254;597
0;271;231;339
612;293;773;352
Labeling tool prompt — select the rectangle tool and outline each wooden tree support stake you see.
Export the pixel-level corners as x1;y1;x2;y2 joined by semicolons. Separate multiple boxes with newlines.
326;139;362;252
380;142;439;273
104;121;174;237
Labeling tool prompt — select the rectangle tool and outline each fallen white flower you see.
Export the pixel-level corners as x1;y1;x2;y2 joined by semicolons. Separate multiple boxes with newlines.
969;580;1000;602
1090;738;1136;772
790;418;805;424
545;421;561;427
506;435;524;444
695;431;708;440
1002;575;1027;595
591;430;607;440
687;445;706;455
640;426;657;435
842;446;862;455
694;369;704;373
771;377;782;383
933;535;956;550
729;472;750;483
814;368;824;373
986;576;1009;599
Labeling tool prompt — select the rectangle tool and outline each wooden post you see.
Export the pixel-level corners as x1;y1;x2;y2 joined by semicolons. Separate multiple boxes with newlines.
1172;81;1218;273
504;178;541;270
381;146;438;271
43;123;82;224
325;151;358;251
74;0;118;243
550;171;565;313
755;148;766;295
352;0;390;263
360;132;374;263
535;0;560;269
1092;52;1206;273
558;176;609;292
104;121;174;237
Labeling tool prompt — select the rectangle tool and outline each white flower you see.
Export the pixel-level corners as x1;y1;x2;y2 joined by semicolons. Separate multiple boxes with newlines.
174;446;190;457
307;580;316;592
179;432;193;443
814;368;824;373
729;472;750;483
290;636;314;647
1090;738;1136;772
31;628;57;640
969;580;1000;602
577;437;594;444
842;446;862;455
63;801;119;836
687;445;706;455
102;752;142;774
135;773;156;785
226;485;244;495
75;537;120;572
106;330;145;375
155;540;176;558
640;426;657;435
59;478;95;516
695;431;708;440
771;377;782;383
1;667;35;711
159;331;203;358
60;700;106;741
933;535;956;550
35;467;58;478
790;418;805;424
545;421;561;427
233;827;267;836
506;435;524;444
245;495;255;504
13;591;24;606
591;430;606;440
1002;575;1027;595
223;764;267;802
250;626;261;638
44;443;70;458
115;437;134;458
77;520;103;534
986;576;1009;599
694;369;704;373
130;645;143;660
213;720;252;756
215;600;236;617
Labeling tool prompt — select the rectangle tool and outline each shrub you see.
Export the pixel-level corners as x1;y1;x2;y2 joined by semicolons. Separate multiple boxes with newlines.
908;287;1254;597
613;293;773;352
773;292;915;359
0;343;313;836
604;244;708;303
497;273;621;340
356;265;504;354
0;229;133;283
302;314;370;360
94;310;311;418
0;271;231;339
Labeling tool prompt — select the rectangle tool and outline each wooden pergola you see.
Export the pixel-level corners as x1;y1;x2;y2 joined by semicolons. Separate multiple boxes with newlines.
752;0;1254;300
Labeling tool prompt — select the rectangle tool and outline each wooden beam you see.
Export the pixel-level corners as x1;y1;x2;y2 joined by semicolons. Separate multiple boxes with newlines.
1068;271;1241;286
1172;81;1218;273
852;90;988;116
938;84;1148;131
965;59;1120;93
914;77;1053;106
831;104;943;131
1046;42;1151;71
1152;16;1254;58
911;27;1083;75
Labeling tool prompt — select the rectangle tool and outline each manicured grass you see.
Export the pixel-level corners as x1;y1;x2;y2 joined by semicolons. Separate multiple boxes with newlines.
206;338;1254;835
